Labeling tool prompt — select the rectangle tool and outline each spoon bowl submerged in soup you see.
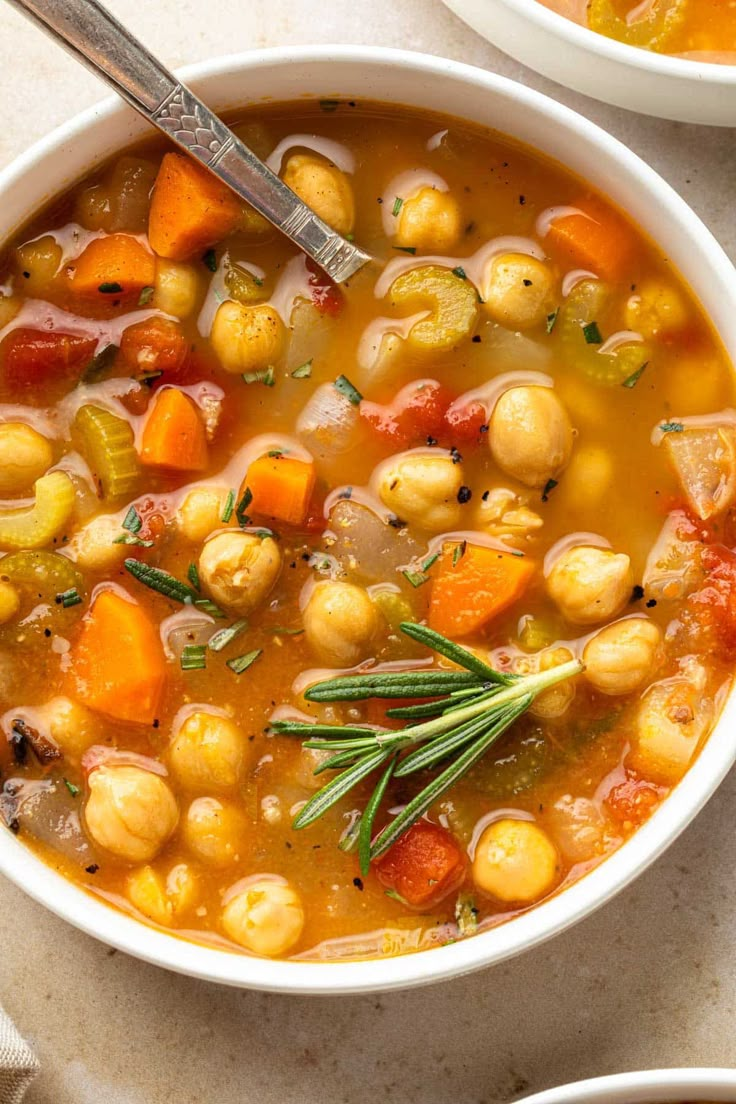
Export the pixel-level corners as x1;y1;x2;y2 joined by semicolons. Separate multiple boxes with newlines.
0;99;733;962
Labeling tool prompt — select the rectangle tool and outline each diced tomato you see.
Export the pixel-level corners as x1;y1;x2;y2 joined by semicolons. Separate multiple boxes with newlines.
374;820;467;909
443;399;487;444
1;328;97;391
685;543;736;654
360;380;453;447
306;259;344;317
120;317;189;375
605;775;666;829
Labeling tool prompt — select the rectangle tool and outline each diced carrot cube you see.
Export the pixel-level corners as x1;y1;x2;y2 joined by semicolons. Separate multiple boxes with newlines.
429;542;535;638
243;454;316;527
67;234;156;302
148;152;243;261
140;387;208;472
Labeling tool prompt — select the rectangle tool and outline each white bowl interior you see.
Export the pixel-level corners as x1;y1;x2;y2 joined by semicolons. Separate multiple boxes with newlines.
1;46;735;993
522;1068;736;1104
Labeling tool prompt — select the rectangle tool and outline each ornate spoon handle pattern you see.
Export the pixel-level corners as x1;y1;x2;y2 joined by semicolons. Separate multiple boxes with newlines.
6;0;372;283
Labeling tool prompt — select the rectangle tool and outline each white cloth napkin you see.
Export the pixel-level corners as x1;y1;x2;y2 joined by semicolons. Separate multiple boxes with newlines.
0;1007;38;1104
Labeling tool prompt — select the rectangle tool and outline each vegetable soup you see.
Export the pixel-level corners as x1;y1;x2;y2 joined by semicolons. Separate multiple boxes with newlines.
0;100;734;962
538;0;736;62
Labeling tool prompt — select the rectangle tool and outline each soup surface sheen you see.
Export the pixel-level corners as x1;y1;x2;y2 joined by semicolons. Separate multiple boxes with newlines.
539;0;736;63
0;101;734;962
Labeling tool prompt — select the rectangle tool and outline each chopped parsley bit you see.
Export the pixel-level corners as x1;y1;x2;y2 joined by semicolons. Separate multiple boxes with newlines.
181;644;207;671
457;485;472;504
227;649;263;675
546;309;559;334
63;778;80;798
56;587;82;609
452;541;467;567
122;505;142;535
393;245;417;255
291;359;313;379
221;489;235;524
622;362;648;388
138;285;155;306
384;887;411;906
660;421;685;433
236;487;253;528
582;320;603;345
187;562;201;591
403;569;430;588
510;549;525;558
208;618;249;653
267;450;284;460
242;365;275;386
82;343;119;383
334;374;363;405
392;196;404;217
541;478;558;502
124;559;195;604
98;281;122;294
319;99;340;112
112;533;154;548
422;552;439;572
202;249;218;272
452;266;467;280
252;275;264;287
194;598;226;619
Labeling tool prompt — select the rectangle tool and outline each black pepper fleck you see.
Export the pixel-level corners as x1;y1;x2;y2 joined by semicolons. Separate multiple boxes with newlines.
353;877;364;891
472;335;481;343
457;486;472;504
631;584;645;602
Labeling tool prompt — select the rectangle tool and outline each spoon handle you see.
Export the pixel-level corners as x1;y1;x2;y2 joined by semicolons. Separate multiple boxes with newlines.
6;0;371;283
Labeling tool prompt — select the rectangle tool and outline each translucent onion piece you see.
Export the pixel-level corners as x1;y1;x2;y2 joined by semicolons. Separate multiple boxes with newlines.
327;500;422;582
0;471;76;551
662;424;736;520
588;0;688;50
642;511;704;600
296;383;361;459
388;265;478;351
2;777;95;866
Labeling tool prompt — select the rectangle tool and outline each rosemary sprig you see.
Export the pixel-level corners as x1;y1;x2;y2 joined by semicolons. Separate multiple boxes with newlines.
271;622;583;874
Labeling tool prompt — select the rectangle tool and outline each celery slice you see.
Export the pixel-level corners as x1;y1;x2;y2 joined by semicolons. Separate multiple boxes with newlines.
74;404;140;499
388;265;478;351
0;471;75;550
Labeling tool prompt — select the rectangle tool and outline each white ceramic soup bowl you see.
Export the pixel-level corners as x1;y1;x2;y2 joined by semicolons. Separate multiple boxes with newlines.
442;0;736;125
522;1068;736;1104
0;46;735;995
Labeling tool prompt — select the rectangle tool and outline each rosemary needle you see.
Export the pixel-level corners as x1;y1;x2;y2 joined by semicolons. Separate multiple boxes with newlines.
271;622;583;873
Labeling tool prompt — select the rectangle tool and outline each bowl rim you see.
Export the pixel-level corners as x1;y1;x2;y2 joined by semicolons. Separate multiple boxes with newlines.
521;1068;736;1104
1;43;736;994
460;0;736;85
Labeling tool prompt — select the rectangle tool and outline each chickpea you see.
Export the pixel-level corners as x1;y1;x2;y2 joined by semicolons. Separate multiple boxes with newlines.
583;617;662;696
154;258;201;319
183;796;248;867
377;453;462;532
84;765;179;862
481;254;555;331
530;647;576;720
169;710;249;792
472;817;559;903
282;154;354;236
490;386;573;488
624;279;688;339
127;862;198;926
547;546;633;626
0;423;53;496
394;187;461;252
198;532;281;617
222;877;305;956
64;514;128;572
38;696;98;765
303;581;380;667
14;236;62;298
210;301;285;375
0;581;19;625
559;444;614;511
177;486;231;542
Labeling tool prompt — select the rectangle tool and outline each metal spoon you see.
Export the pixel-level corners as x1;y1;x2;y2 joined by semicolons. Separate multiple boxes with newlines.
5;0;372;283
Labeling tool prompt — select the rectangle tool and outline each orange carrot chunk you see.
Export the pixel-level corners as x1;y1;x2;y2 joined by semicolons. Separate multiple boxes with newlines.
148;152;243;261
374;821;466;909
544;196;635;283
140;387;208;472
429;542;535;638
243;455;316;527
67;234;156;302
70;589;166;725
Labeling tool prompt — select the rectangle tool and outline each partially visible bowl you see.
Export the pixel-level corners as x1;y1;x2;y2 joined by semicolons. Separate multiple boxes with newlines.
522;1069;736;1104
1;46;736;993
442;0;736;125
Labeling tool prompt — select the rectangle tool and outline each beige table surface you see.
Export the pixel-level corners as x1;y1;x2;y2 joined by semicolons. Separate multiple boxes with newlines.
0;2;735;1101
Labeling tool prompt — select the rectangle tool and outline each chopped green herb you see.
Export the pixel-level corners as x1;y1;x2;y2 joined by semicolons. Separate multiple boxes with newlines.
393;245;416;255
63;778;80;798
208;618;249;653
582;320;603;345
252;528;276;540
236;487;253;528
122;505;142;535
181;645;207;671
138;285;155;306
242;365;275;386
227;649;263;675
338;815;361;853
334;374;363;405
136;369;164;388
541;478;558;502
452;266;467;280
112;533;154;548
194;598;226;619
452;541;467;567
455;894;479;937
124;559;195;604
55;587;82;609
187;562;201;592
319;99;340;112
345;232;355;242
98;282;122;294
660;421;685;433
81;343;118;383
267;450;284;459
384;887;411;906
403;569;430;588
546;309;559;334
221;489;235;524
421;552;439;572
202;249;217;272
291;360;313;379
392;196;404;217
268;626;304;635
622;361;648;389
